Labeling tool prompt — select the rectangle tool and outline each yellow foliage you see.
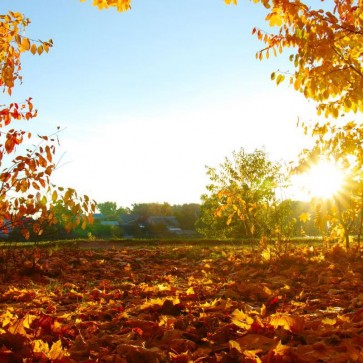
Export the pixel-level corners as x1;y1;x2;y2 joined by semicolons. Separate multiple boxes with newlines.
251;1;363;118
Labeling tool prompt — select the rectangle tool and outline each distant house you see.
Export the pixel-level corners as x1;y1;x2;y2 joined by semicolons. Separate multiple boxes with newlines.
92;213;193;238
119;214;142;238
119;214;140;226
117;214;183;238
93;213;119;226
92;213;105;222
100;221;119;226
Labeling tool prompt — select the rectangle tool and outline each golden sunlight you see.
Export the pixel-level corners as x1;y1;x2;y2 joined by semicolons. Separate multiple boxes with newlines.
299;161;345;200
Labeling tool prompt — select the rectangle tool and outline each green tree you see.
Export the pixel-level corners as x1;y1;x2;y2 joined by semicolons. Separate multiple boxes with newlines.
198;148;289;240
196;193;246;239
131;202;173;217
97;201;118;219
172;204;200;231
98;201;130;219
290;200;320;237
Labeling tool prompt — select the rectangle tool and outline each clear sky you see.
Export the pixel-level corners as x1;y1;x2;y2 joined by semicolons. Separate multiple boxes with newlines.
2;0;318;207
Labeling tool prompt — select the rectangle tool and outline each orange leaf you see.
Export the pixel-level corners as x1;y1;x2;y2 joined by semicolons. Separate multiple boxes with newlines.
269;313;304;333
45;145;52;162
30;43;37;55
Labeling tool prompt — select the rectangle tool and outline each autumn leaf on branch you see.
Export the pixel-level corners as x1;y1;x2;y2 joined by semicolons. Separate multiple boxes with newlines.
0;10;94;239
0;12;53;95
80;0;132;12
249;1;363;119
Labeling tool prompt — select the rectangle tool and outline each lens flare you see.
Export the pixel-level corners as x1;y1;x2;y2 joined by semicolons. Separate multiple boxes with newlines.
300;161;345;199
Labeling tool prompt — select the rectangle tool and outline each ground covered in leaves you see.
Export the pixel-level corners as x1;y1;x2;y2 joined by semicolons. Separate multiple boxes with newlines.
0;242;363;362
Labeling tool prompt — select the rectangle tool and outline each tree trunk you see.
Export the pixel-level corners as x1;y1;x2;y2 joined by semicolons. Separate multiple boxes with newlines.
357;194;363;249
345;231;350;250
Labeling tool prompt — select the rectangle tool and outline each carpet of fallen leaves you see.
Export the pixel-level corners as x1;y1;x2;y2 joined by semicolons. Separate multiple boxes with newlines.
0;242;363;363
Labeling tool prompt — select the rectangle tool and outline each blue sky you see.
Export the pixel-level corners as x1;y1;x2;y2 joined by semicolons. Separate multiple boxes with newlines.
2;0;317;206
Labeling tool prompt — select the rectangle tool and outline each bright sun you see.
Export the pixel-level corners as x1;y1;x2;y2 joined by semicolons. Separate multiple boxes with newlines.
299;161;345;200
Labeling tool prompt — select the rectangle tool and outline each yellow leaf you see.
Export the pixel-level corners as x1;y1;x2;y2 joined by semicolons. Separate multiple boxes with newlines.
64;189;73;202
265;7;283;27
33;339;49;354
322;317;336;325
268;12;283;27
276;74;285;85
299;212;311;223
21;37;30;51
260;304;266;316
226;213;234;226
261;248;271;261
23;313;37;329
1;310;15;327
30;44;37;55
157;284;170;292
263;286;273;296
52;190;58;202
231;309;254;330
229;340;242;352
270;340;289;357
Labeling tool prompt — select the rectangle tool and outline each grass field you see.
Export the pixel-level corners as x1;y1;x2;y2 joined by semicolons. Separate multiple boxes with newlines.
0;241;362;362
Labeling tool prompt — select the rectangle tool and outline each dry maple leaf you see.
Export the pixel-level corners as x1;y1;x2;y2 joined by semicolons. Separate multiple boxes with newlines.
231;309;254;330
269;313;305;334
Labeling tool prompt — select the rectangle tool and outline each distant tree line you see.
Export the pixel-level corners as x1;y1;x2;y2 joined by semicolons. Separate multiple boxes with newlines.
17;201;319;243
11;202;201;240
97;202;201;231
